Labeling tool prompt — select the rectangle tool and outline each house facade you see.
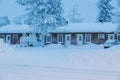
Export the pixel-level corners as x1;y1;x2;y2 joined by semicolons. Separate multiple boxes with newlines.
0;23;118;46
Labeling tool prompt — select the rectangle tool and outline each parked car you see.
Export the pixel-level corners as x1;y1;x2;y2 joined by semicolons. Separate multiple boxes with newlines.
20;36;29;47
104;39;120;48
20;34;41;47
28;36;41;47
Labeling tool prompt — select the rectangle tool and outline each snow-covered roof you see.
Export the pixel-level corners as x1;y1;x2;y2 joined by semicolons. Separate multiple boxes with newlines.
0;23;117;33
0;24;32;33
51;23;117;33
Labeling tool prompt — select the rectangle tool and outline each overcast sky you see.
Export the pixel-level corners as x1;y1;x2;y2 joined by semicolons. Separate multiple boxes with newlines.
0;0;118;22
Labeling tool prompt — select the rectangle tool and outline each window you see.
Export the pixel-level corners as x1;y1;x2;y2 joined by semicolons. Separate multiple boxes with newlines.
8;36;10;40
98;34;105;39
85;34;91;43
79;36;82;41
77;34;83;41
67;36;70;41
57;34;63;43
46;34;52;43
108;34;114;40
13;34;18;39
0;34;4;38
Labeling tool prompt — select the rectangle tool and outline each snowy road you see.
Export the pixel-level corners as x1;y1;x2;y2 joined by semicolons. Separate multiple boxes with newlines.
0;45;120;80
0;64;120;80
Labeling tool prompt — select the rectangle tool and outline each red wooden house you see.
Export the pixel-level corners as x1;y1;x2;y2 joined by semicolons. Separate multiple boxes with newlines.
0;23;118;46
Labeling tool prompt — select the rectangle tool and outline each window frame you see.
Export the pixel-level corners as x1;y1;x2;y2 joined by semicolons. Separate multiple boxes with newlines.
0;34;5;38
46;34;52;43
98;34;105;39
85;34;91;43
77;34;83;41
12;34;18;39
108;34;114;40
57;34;63;43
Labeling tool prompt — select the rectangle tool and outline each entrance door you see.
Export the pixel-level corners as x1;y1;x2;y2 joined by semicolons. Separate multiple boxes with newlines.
65;34;71;46
6;35;11;44
77;34;83;46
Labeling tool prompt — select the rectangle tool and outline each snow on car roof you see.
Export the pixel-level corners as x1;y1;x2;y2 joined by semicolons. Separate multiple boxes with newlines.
0;23;117;33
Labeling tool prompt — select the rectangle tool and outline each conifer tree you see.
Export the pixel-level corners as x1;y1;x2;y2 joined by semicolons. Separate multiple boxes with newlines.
68;5;83;23
97;0;114;23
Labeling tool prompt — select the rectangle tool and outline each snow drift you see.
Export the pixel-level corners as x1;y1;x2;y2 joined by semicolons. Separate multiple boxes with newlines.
0;39;13;53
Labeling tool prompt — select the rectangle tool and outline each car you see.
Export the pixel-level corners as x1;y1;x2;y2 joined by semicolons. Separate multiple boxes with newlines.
20;34;41;47
28;36;41;47
104;39;120;48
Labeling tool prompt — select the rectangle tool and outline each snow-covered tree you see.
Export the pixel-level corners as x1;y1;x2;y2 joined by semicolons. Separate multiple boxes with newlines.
16;0;67;47
68;5;83;23
113;1;120;35
97;0;114;23
113;11;120;35
0;16;10;27
113;11;120;24
117;0;120;7
13;15;25;25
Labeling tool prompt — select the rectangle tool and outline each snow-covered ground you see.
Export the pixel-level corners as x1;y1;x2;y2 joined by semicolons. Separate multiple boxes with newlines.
0;43;120;80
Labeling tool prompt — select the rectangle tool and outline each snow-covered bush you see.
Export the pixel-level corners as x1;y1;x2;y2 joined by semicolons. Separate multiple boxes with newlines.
0;16;10;27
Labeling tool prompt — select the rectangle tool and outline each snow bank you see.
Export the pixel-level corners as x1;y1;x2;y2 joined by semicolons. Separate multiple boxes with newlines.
45;44;64;48
0;39;14;53
40;43;104;49
109;45;120;49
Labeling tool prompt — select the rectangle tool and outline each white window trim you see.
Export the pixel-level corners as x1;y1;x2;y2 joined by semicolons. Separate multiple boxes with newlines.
12;34;18;39
57;34;63;43
85;34;91;43
108;34;115;40
46;34;52;43
98;34;105;39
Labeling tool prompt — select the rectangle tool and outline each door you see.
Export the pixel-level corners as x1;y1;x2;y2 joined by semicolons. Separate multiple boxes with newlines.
6;35;11;44
77;34;83;46
65;34;71;46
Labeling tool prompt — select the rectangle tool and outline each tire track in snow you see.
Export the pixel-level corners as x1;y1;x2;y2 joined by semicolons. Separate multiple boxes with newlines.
0;64;120;77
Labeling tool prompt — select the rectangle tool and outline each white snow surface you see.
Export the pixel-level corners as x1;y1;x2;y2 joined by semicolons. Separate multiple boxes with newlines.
53;23;117;33
0;24;32;33
0;23;117;33
0;44;120;80
0;39;13;53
